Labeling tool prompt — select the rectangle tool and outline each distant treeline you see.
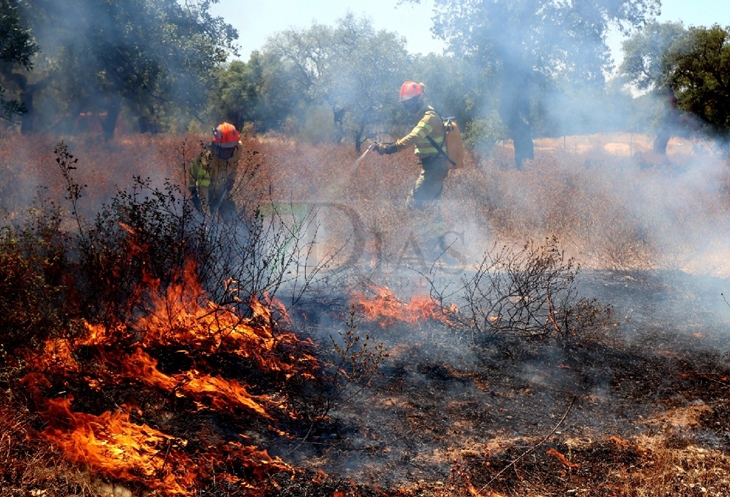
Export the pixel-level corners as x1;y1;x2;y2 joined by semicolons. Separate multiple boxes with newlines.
1;1;728;162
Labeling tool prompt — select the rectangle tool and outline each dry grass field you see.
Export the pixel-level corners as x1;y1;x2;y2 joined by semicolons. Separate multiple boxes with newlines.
2;130;730;496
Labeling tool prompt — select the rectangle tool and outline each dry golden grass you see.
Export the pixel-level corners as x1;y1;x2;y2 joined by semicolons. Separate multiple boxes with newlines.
1;130;730;496
3;130;727;275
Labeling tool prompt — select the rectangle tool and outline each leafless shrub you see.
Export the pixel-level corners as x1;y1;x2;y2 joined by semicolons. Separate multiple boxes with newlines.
429;236;616;348
201;201;348;312
326;308;388;405
49;140;346;325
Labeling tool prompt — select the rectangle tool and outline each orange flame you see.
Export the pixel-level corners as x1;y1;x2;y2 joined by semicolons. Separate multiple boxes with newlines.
41;397;199;495
352;284;458;328
545;448;581;469
132;261;316;378
120;348;274;418
40;397;291;496
22;258;315;495
468;486;506;497
26;338;80;374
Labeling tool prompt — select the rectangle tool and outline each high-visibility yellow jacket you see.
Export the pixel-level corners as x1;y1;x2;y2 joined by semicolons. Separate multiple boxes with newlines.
394;105;446;160
188;141;242;215
189;141;242;192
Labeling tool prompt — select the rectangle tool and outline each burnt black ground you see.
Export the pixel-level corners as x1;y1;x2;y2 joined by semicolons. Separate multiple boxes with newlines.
273;269;730;495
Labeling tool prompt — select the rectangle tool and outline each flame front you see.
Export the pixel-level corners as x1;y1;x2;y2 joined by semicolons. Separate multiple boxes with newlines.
42;397;198;495
353;284;458;328
22;259;315;495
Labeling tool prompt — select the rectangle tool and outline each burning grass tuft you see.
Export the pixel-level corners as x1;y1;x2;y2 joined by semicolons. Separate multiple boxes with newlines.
2;132;730;496
17;258;318;495
352;283;459;329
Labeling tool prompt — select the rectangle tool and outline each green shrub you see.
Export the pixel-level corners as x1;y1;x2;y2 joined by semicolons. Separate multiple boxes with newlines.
0;193;75;353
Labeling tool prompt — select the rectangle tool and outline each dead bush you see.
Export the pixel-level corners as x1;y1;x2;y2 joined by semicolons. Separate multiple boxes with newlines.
429;236;616;349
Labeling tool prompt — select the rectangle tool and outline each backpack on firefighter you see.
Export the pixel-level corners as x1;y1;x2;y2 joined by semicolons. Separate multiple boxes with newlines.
426;114;465;169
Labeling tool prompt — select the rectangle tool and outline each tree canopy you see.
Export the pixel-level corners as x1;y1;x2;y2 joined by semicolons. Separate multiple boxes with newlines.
0;0;38;120
264;13;410;150
620;22;730;151
666;25;730;144
5;0;237;137
5;0;730;157
620;20;687;92
420;0;660;165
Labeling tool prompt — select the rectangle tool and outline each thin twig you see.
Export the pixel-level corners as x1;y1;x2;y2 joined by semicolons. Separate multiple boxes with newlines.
478;396;577;495
546;291;561;335
691;371;730;389
283;417;317;457
158;439;173;479
721;293;730;310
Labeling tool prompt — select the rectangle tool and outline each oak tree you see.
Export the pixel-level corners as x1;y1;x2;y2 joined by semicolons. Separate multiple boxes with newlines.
666;25;730;148
265;14;409;151
14;0;237;138
418;0;660;166
0;0;38;121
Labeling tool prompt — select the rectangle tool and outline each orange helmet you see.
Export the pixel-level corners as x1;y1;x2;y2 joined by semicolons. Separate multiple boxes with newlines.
399;80;425;102
212;122;241;148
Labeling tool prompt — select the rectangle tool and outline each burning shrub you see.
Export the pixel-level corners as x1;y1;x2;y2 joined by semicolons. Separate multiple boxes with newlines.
77;176;209;324
353;283;459;328
45;141;210;325
0;138;345;494
18;258;319;496
52;139;333;328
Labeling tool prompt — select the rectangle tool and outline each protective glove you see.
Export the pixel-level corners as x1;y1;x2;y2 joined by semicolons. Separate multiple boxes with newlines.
189;187;202;213
375;143;398;155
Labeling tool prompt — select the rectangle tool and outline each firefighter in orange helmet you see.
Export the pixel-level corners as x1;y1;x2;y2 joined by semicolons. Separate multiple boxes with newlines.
188;122;243;223
373;81;449;211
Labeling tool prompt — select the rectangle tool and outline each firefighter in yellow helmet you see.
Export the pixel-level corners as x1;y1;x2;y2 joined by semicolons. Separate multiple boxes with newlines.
188;122;243;223
373;81;449;211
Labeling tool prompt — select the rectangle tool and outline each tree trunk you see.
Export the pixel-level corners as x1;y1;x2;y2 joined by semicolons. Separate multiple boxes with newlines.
13;74;48;134
510;115;534;167
499;73;534;169
19;77;34;134
102;97;122;141
653;89;679;155
353;119;367;153
652;126;673;154
501;100;534;168
333;107;345;143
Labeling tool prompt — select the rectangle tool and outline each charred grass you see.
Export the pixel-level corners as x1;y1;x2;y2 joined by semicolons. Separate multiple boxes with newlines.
1;132;730;495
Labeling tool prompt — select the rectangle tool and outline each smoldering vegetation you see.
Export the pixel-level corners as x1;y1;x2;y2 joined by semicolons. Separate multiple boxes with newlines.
3;0;730;493
2;129;730;495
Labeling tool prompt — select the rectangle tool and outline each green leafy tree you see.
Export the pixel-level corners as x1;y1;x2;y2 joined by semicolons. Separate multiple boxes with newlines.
212;58;262;131
418;0;659;166
408;52;504;153
210;51;301;133
0;0;38;121
15;0;237;138
666;25;730;149
265;13;410;151
619;21;689;153
620;23;730;153
328;14;410;150
620;21;687;92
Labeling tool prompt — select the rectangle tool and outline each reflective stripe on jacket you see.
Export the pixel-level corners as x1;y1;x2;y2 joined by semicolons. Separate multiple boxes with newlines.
395;105;446;160
189;141;242;192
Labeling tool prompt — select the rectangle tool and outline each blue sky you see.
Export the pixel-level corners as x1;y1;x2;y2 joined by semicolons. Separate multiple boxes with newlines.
211;0;730;65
